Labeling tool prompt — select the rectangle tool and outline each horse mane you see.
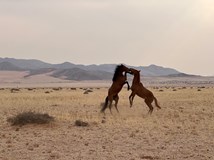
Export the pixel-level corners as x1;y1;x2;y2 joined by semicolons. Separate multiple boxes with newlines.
137;72;141;83
133;70;141;84
112;65;123;81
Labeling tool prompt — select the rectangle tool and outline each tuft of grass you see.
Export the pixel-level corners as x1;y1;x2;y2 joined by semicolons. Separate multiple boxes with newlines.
11;88;20;93
45;91;50;94
139;155;156;160
83;89;93;94
74;120;89;127
7;111;54;126
83;91;89;94
52;88;61;91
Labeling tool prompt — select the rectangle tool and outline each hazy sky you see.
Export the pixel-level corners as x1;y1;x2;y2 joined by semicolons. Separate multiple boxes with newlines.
0;0;214;75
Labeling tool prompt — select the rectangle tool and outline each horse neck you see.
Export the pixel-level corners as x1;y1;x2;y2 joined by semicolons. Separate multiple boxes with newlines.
113;71;125;82
133;73;140;84
117;73;126;83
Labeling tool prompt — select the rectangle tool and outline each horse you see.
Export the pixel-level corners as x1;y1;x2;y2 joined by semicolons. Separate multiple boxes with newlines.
101;64;131;114
129;68;161;114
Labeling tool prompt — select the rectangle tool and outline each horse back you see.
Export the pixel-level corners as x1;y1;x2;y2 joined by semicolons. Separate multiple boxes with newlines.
133;83;154;99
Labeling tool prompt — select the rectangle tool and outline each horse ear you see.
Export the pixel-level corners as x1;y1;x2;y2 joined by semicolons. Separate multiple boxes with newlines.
138;70;141;72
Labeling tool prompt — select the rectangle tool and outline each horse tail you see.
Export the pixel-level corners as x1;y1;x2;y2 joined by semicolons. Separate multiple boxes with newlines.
101;96;108;113
154;96;161;109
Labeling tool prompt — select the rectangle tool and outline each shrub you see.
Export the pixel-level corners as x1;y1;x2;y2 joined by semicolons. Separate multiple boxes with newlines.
11;88;20;93
52;88;61;91
83;89;93;94
87;89;93;92
83;91;89;94
7;111;54;126
74;120;89;127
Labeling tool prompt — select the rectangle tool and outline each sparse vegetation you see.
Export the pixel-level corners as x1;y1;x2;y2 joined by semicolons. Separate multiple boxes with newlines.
0;86;214;160
7;111;54;126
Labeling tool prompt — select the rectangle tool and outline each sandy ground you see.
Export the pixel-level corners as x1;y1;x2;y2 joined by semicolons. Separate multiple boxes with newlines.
0;71;112;88
0;86;214;160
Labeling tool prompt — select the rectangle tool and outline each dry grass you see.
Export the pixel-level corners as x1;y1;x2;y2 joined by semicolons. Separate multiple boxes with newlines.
0;86;214;160
7;111;54;126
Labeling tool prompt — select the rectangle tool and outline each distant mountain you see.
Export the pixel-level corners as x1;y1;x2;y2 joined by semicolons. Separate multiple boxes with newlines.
53;62;81;69
52;68;112;80
165;73;200;77
0;57;52;69
0;57;190;80
0;61;25;71
135;64;180;76
25;68;55;77
87;64;117;72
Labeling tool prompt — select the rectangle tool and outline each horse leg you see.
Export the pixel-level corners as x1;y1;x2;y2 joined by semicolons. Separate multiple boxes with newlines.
101;96;109;113
113;95;119;113
129;94;132;107
125;81;130;90
108;96;113;114
129;92;135;107
145;98;154;114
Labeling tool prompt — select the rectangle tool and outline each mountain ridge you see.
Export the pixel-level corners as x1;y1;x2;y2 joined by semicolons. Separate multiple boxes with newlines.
0;57;191;80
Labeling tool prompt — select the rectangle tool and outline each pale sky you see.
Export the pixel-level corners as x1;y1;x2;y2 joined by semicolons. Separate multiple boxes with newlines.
0;0;214;76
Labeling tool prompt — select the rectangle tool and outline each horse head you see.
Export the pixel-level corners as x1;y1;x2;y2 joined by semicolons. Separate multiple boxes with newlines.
112;64;131;81
119;64;130;73
129;68;141;75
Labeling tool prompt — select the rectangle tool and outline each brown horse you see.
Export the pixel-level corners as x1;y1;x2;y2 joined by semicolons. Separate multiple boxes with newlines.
129;68;161;114
101;64;131;114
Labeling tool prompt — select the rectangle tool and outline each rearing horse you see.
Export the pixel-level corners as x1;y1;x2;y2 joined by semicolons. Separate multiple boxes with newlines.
129;68;161;114
101;64;130;114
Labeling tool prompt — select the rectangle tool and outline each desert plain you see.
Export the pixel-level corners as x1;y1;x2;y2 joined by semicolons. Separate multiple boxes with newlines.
0;82;214;160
